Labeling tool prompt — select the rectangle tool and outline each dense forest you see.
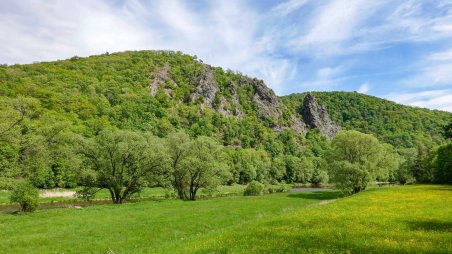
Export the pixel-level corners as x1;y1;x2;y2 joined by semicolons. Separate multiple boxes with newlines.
0;50;451;205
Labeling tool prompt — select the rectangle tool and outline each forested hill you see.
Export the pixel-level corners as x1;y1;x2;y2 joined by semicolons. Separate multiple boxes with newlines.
0;50;450;149
282;92;451;148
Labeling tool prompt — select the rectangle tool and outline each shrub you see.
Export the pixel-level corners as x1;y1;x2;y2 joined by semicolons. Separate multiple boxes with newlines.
10;181;39;212
75;187;98;202
244;181;264;196
276;183;291;192
266;183;291;194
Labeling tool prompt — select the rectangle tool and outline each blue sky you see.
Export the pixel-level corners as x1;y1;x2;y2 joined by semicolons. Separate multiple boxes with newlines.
1;0;452;111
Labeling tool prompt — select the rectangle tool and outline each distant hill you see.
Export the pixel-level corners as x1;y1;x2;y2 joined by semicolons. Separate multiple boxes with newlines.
0;50;450;149
282;92;450;147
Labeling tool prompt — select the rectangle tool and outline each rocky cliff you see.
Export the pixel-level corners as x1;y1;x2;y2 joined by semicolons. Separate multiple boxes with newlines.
149;59;338;138
2;50;448;148
301;93;340;139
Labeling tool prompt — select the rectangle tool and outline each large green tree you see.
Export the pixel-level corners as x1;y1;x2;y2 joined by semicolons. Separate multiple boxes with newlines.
326;130;398;194
165;133;230;200
77;129;167;204
165;131;192;199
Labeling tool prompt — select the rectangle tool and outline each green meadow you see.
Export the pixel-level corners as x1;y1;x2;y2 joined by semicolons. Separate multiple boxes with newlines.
1;185;450;253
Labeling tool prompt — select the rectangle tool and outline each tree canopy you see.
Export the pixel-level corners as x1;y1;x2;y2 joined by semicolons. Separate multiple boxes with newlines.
327;130;398;194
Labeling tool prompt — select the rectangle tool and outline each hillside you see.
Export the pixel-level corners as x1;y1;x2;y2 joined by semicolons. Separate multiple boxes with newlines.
283;92;450;148
1;50;449;149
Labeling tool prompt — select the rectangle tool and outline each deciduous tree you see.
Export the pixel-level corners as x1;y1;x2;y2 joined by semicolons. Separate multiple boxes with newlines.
77;129;167;204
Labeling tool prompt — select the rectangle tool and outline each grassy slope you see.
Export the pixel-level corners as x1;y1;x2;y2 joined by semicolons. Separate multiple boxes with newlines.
0;185;450;253
172;185;452;254
0;190;336;253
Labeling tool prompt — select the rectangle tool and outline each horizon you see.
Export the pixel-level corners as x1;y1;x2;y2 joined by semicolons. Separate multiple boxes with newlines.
1;0;451;112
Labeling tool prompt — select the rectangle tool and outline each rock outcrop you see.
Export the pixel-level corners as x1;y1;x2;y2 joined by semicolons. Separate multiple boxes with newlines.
250;79;283;123
190;65;219;109
301;93;340;139
149;64;171;96
149;61;339;139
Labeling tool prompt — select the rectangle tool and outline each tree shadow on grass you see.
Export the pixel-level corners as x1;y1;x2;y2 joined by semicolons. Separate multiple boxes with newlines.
407;220;452;232
287;191;342;200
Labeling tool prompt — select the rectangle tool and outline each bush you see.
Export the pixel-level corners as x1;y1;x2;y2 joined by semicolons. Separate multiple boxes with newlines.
244;181;264;196
10;181;39;212
266;183;291;194
75;187;98;202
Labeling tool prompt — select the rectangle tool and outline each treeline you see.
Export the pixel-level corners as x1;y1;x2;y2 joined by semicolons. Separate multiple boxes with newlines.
2;94;450;207
0;95;331;192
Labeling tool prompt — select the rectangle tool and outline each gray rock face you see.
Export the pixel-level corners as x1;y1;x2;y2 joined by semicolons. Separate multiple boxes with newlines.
301;93;340;139
149;62;338;139
250;79;283;122
190;65;219;110
149;65;171;96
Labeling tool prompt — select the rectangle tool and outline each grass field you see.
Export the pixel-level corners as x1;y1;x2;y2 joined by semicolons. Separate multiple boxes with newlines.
0;185;450;253
0;184;248;206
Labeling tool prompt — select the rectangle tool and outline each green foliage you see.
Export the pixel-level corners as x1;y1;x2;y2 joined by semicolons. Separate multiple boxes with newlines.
436;142;452;183
244;180;264;196
329;161;370;195
310;157;329;186
327;130;398;194
9;180;39;212
76;129;167;203
283;92;450;148
229;148;271;184
165;131;230;200
0;50;450;190
444;117;452;139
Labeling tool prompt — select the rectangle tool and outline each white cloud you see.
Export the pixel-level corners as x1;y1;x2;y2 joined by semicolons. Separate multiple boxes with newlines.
428;49;452;62
316;66;343;80
358;82;370;94
0;0;298;95
272;0;309;16
290;0;387;56
1;0;451;107
399;61;452;87
0;1;158;64
385;89;452;112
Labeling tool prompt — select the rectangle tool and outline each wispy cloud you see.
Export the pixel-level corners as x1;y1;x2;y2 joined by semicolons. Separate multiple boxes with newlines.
0;0;451;111
272;0;309;16
398;46;452;88
427;49;452;62
358;82;371;94
385;89;452;112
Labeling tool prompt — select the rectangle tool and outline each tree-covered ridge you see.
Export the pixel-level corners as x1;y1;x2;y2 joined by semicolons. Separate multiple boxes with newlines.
0;51;322;191
1;50;451;194
282;92;450;148
0;50;296;146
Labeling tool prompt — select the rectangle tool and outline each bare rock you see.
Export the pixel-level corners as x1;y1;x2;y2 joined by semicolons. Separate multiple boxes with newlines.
301;93;339;139
250;79;283;122
149;65;172;96
191;65;219;109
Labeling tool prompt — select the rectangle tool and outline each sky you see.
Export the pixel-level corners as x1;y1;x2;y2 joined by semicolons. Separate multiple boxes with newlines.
1;0;452;112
